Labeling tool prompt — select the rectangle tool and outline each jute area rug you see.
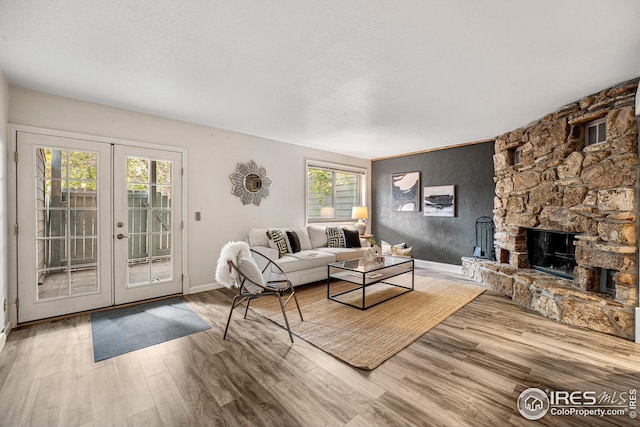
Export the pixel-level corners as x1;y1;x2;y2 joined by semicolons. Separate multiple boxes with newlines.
249;275;484;370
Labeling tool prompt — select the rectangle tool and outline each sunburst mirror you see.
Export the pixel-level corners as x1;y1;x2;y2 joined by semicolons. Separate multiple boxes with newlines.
229;160;272;206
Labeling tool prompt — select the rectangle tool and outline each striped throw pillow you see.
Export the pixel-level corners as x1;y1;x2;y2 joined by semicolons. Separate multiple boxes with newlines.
326;227;346;248
266;229;288;258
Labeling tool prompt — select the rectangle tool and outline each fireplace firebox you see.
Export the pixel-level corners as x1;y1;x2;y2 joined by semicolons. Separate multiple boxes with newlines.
526;229;577;279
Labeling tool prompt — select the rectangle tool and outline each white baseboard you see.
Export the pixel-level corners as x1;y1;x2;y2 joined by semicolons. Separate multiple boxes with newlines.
0;321;11;354
413;259;463;274
636;307;640;344
188;282;222;294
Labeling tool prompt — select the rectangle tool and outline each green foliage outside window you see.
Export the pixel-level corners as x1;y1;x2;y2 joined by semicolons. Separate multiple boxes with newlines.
307;166;362;220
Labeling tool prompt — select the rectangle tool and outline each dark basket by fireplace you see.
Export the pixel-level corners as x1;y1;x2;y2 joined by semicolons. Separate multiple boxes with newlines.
474;216;495;260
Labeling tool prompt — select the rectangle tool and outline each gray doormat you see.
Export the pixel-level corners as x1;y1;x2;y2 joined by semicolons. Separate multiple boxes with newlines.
91;297;211;362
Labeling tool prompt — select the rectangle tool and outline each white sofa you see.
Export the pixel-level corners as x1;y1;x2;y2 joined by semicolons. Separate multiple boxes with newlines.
246;225;369;286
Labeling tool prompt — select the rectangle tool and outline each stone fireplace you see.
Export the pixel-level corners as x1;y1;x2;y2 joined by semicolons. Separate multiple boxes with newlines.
463;78;639;340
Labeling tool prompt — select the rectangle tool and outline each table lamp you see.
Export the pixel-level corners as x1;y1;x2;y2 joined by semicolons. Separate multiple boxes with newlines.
320;207;335;218
351;206;368;235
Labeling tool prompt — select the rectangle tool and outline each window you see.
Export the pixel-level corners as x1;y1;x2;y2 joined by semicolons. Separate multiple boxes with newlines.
585;118;606;146
306;162;366;222
512;147;521;165
599;268;616;297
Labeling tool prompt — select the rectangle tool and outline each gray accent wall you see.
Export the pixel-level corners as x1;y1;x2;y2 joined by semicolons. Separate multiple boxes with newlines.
371;142;495;265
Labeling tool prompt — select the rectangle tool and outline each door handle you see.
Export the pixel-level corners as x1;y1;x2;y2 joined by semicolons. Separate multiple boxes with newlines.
117;233;130;240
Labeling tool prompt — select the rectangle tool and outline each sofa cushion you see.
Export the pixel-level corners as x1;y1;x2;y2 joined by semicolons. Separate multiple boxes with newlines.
251;246;279;262
326;227;346;248
248;228;270;247
343;229;361;248
271;265;328;287
274;250;336;273
290;226;312;250
308;225;328;248
317;247;367;262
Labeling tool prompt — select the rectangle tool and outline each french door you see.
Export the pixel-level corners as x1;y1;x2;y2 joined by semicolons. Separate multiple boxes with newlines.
16;131;183;322
112;145;182;305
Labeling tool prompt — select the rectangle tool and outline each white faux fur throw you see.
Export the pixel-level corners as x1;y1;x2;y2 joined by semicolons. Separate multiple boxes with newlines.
215;241;252;288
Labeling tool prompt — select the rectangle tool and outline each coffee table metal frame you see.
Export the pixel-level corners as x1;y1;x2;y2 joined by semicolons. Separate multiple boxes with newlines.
327;257;414;310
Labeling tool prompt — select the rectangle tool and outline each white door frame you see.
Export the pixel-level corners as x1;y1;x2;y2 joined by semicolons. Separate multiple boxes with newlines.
7;124;189;326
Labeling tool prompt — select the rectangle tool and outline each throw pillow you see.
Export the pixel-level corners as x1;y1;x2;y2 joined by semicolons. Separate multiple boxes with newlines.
291;226;313;250
326;227;346;248
391;246;413;257
307;225;328;248
343;229;361;248
247;228;270;247
237;255;266;294
266;229;289;258
286;231;302;253
381;240;406;255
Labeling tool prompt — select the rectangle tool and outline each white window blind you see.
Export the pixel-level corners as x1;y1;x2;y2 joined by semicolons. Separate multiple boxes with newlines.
306;162;366;222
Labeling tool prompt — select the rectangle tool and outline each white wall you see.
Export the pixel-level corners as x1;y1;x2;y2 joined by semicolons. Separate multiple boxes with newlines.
0;73;9;344
8;86;370;291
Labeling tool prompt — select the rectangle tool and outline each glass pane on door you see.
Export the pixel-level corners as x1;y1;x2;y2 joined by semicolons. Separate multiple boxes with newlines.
126;156;174;287
35;147;100;300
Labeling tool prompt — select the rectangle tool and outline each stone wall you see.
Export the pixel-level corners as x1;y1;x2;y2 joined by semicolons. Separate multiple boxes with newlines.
464;78;639;340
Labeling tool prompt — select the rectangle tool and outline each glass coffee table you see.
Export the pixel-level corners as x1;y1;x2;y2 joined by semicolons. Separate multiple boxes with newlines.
327;257;414;310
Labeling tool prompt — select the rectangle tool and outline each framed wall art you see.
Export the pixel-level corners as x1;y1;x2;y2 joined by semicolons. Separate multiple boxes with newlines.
423;185;455;217
391;172;420;212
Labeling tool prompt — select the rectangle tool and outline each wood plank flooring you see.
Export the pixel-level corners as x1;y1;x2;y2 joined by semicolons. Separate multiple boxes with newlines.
0;267;639;426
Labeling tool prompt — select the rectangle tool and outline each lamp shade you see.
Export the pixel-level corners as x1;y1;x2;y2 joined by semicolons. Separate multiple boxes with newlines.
320;207;335;218
351;206;369;220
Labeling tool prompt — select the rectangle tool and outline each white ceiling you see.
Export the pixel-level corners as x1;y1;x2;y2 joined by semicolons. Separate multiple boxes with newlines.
1;1;639;159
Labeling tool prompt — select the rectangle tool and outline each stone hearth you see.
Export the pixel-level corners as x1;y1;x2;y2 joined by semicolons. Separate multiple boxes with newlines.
463;78;639;340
